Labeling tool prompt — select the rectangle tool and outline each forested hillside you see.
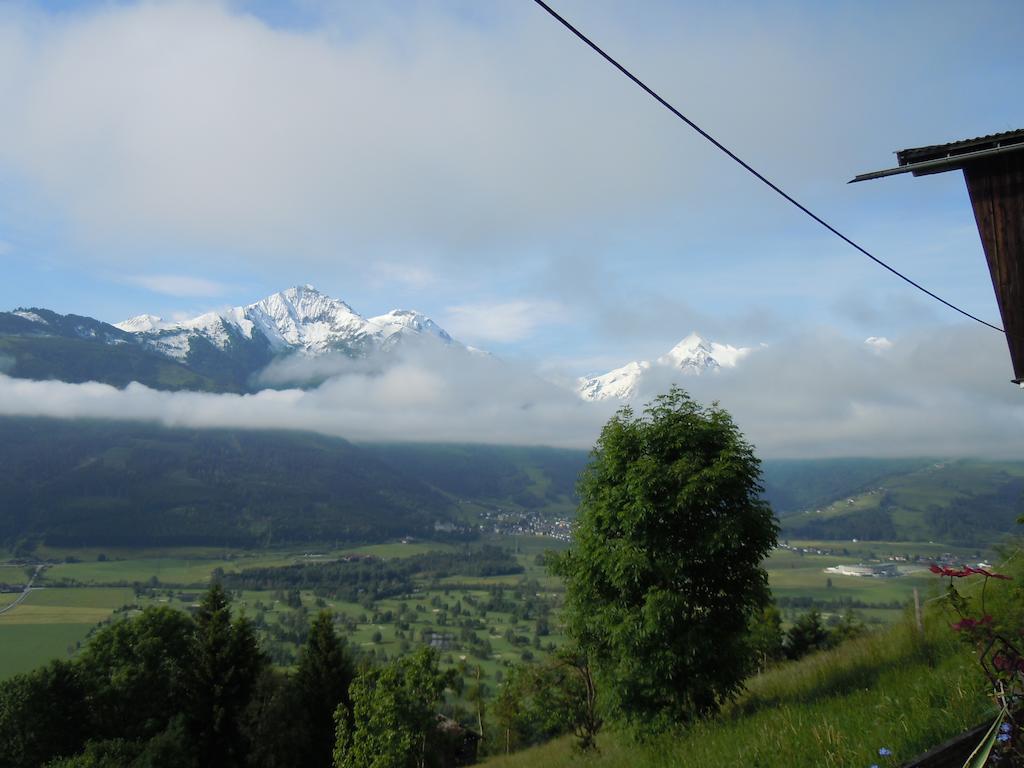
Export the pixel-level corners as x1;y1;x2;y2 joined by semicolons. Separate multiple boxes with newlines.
0;419;587;549
3;417;1022;549
0;419;457;548
777;460;1024;545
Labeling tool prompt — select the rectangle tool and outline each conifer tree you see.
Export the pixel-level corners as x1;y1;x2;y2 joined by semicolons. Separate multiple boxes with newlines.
187;583;267;768
294;611;355;768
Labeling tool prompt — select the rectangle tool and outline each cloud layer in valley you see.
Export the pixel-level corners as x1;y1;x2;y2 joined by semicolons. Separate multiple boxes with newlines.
0;326;1020;458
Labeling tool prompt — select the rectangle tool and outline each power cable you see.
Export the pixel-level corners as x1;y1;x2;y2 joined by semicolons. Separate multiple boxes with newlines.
531;0;1005;335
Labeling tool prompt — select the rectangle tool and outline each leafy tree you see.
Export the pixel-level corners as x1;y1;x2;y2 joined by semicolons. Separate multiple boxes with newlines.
0;660;91;768
293;612;356;768
77;606;194;744
784;609;831;660
552;387;778;728
494;647;600;754
186;583;267;768
748;603;785;672
333;647;455;768
828;608;866;646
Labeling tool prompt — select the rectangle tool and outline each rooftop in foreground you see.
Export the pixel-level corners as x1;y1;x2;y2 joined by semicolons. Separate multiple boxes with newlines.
850;128;1024;182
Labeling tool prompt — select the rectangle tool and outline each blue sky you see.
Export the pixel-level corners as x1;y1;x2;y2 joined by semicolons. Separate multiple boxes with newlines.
0;0;1022;381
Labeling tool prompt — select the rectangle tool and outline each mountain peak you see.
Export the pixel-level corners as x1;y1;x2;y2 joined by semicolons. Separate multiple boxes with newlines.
579;333;753;401
109;285;462;363
657;332;717;370
246;286;366;352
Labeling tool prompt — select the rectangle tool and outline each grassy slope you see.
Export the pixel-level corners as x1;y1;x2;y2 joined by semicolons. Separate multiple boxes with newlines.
484;627;991;768
483;554;1024;768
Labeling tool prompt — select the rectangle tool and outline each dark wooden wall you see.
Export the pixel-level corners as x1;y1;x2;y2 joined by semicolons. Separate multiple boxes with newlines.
899;719;994;768
964;152;1024;383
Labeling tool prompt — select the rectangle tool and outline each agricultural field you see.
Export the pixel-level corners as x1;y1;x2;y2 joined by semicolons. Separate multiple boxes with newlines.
0;535;993;683
0;536;568;691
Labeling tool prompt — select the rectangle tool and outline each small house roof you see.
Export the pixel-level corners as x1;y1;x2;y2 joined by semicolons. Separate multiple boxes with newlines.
851;128;1024;182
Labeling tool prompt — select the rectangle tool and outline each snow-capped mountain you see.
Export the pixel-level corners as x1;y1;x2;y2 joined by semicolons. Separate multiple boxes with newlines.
577;360;651;402
578;333;751;401
115;285;457;362
368;309;454;347
3;290;751;405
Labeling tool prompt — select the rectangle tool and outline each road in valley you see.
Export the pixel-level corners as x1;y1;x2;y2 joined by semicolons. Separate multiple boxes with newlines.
0;565;44;616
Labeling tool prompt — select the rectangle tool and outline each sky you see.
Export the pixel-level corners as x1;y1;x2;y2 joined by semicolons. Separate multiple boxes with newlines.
0;0;1022;455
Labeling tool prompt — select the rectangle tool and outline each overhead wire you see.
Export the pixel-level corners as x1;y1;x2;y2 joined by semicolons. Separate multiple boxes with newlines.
531;0;1006;335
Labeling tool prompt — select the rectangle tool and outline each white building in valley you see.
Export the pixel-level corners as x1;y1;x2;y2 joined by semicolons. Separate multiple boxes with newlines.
825;563;900;578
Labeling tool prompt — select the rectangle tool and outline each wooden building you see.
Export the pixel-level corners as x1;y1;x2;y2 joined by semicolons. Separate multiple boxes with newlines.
853;129;1024;385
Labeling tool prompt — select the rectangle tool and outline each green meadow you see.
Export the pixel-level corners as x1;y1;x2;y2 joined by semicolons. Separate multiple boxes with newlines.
0;536;988;682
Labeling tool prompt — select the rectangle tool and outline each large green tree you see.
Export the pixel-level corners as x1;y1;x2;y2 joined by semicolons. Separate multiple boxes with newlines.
77;606;194;744
552;387;778;728
0;660;90;768
333;647;455;768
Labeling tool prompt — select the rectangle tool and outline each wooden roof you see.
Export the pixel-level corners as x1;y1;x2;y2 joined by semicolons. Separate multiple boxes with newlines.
897;128;1024;166
851;128;1024;182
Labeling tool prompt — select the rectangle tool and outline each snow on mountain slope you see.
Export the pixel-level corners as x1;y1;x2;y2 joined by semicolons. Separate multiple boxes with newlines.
577;360;651;401
13;310;48;325
367;309;453;345
656;332;750;371
578;332;752;401
244;284;373;353
115;285;460;362
114;314;168;333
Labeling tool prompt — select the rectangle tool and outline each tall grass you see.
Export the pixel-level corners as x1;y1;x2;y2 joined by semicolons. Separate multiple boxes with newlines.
731;615;954;717
483;549;1023;767
483;616;993;767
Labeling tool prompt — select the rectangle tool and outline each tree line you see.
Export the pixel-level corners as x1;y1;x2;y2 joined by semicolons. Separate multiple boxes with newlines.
0;582;486;768
220;546;523;602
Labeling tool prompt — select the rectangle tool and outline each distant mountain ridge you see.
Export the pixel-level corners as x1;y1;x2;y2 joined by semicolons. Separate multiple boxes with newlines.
0;418;585;548
114;284;456;360
2;287;751;402
0;416;1019;548
0;285;460;392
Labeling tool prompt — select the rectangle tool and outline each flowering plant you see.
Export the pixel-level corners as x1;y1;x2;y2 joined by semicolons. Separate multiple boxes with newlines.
933;562;1021;767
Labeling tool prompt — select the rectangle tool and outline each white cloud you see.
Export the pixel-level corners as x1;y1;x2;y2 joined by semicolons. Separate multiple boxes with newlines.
371;262;439;291
634;326;1024;458
0;343;615;448
442;300;568;344
864;336;893;351
0;325;1020;458
0;0;1006;266
118;274;231;297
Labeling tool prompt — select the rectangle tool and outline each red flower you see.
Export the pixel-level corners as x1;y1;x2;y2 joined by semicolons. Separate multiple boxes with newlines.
929;563;1010;579
964;565;1012;579
929;563;971;578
